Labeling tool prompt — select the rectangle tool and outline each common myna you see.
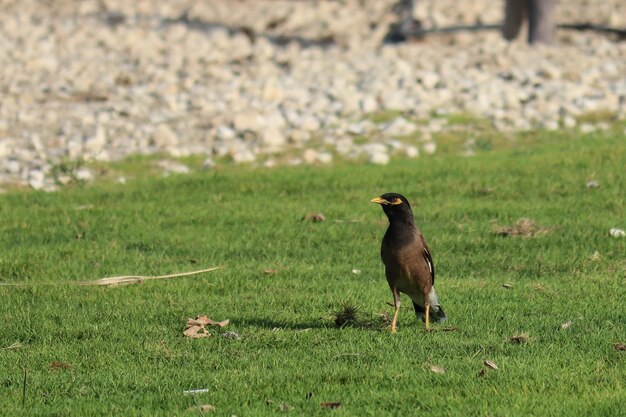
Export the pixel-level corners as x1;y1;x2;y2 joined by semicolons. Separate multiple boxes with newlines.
371;193;447;332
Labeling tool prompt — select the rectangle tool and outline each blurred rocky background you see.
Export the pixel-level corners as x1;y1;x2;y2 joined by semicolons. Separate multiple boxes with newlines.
0;0;625;190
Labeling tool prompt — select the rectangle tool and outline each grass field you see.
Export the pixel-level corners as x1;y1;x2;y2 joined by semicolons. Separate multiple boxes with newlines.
1;131;625;416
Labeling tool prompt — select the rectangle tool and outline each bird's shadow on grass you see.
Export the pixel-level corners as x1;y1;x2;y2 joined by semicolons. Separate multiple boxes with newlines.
235;317;333;331
235;316;387;332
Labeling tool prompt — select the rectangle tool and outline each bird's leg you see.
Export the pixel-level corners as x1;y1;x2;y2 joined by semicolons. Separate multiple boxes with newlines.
391;289;400;333
424;302;430;332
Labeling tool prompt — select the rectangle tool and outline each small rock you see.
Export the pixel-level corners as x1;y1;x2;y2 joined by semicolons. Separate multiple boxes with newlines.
203;158;215;169
368;152;389;165
75;167;94;182
382;117;416;136
232;149;256;164
317;152;333;164
422;142;437;155
223;331;241;340
156;160;190;174
303;149;318;164
28;169;45;190
152;124;179;147
405;145;419;158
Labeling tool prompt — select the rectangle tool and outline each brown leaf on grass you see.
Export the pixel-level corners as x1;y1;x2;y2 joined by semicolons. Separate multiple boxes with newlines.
494;218;549;238
188;315;229;328
560;320;572;330
186;404;215;413
302;212;326;222
49;362;72;370
508;333;530;344
184;315;229;338
483;360;498;370
264;269;277;275
183;325;211;338
614;342;626;351
321;402;341;409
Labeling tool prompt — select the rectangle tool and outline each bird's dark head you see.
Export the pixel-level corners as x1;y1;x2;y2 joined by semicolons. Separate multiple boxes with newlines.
370;193;414;223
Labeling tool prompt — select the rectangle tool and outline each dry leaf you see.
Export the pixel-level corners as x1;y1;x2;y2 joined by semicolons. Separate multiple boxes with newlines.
187;315;229;328
502;283;513;289
614;343;626;351
429;365;446;374
186;404;215;413
302;212;326;222
351;269;361;274
222;331;241;340
279;402;293;412
183;325;210;338
49;362;72;370
184;315;229;338
560;320;572;330
1;341;24;350
586;180;600;188
508;333;530;344
264;269;277;274
588;251;601;261
321;402;341;409
483;360;498;370
495;218;549;238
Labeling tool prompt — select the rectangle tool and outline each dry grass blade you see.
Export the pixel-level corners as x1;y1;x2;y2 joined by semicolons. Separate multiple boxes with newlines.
484;360;498;370
0;266;224;287
186;404;215;413
508;333;531;344
495;218;549;238
2;341;24;350
429;365;446;374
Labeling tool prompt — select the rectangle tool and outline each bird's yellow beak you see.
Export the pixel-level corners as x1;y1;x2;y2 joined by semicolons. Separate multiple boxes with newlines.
371;197;403;205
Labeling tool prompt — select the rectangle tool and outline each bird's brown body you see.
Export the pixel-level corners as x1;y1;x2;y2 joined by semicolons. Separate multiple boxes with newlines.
372;193;446;332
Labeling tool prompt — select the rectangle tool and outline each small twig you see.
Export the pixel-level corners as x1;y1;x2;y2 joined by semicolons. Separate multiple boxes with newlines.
0;266;224;287
1;341;24;350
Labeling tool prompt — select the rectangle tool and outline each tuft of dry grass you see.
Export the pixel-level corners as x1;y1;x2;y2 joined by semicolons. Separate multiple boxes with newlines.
494;218;550;238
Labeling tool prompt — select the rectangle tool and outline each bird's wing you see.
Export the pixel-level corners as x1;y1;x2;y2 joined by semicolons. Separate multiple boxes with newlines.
420;234;435;285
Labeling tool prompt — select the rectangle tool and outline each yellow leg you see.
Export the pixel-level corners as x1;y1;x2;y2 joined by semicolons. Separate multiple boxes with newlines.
391;306;399;333
424;303;430;331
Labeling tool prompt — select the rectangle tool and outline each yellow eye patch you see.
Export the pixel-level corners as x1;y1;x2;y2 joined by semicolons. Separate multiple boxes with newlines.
390;198;403;205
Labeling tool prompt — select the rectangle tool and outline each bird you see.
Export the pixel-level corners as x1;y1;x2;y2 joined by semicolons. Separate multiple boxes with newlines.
371;193;446;332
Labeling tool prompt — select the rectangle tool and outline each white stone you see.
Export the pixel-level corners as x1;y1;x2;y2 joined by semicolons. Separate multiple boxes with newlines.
405;145;419;158
303;149;318;164
369;152;390;165
75;167;94;182
232;149;256;164
423;142;437;155
152;124;178;147
28;169;45;190
317;152;333;164
233;111;265;132
382;118;416;137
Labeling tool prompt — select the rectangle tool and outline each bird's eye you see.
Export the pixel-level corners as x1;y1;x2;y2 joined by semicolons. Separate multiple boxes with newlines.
390;198;403;205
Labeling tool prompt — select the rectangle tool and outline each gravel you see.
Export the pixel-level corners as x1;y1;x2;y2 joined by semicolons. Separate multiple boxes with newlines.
0;0;625;189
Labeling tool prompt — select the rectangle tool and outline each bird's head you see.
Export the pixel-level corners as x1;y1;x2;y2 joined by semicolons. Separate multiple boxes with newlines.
370;193;414;223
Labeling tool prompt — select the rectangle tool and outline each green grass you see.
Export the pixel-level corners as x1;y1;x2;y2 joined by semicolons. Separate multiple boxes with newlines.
1;132;625;416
